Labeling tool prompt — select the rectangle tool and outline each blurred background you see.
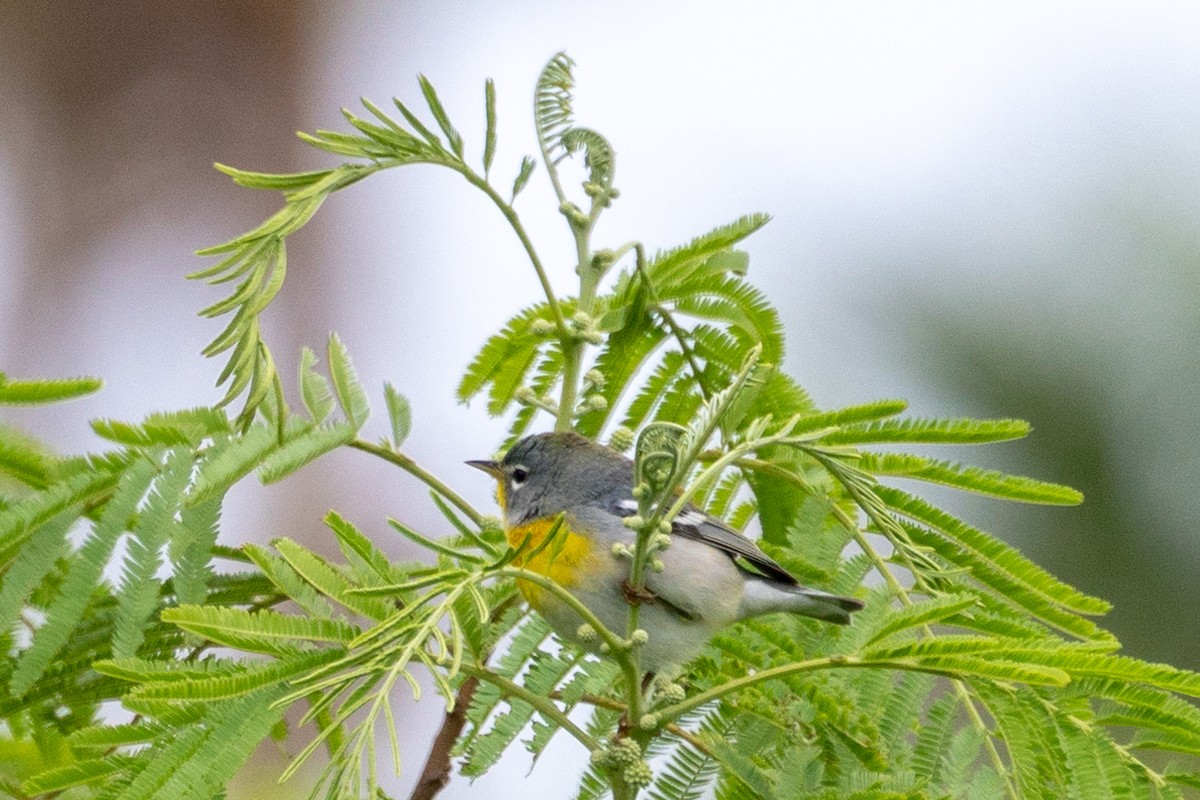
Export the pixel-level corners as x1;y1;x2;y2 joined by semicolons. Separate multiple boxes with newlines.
2;1;1199;796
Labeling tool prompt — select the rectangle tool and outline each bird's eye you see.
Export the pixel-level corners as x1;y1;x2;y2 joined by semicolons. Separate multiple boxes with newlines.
511;466;529;485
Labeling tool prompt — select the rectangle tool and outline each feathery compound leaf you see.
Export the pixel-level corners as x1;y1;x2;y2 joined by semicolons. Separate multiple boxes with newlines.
383;383;413;448
188;423;279;505
113;448;194;659
561;126;615;187
9;458;156;694
212;163;337;191
242;542;335;619
457;300;565;412
0;374;102;405
0;467;119;566
0;512;70;640
512;155;537;200
878;486;1110;616
822;417;1031;446
419;73;465;158
161;605;357;653
170;495;222;607
23;756;136;794
327;333;369;429
92;407;232;447
483;78;498;175
257;421;356;484
116;686;286;800
0;423;51;488
272;536;393;620
863;452;1083;505
865;593;980;646
534;51;576;164
325;510;393;582
298;346;335;423
124;650;343;707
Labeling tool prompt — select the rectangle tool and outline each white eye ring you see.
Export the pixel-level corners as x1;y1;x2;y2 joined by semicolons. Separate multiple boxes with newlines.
511;465;529;486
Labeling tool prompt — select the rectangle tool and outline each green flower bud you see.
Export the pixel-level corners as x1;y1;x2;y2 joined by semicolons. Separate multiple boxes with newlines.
630;629;649;645
609;738;641;765
584;329;605;345
610;426;635;453
576;623;597;642
584;369;605;387
622;760;653;787
586;394;608;411
638;713;659;730
653;533;672;549
650;558;665;573
611;542;633;558
657;520;672;534
514;386;537;404
621;515;645;530
529;318;554;335
660;682;687;703
572;310;593;327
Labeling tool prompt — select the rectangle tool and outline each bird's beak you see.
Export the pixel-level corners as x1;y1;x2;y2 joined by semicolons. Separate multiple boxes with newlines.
465;459;503;479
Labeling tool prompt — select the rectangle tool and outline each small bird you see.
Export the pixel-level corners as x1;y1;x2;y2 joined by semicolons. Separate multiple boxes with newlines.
468;431;863;671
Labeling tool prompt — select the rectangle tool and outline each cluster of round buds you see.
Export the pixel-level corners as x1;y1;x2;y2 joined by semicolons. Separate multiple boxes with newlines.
657;681;687;704
622;759;653;787
591;738;651;786
611;542;633;559
568;310;604;345
649;671;688;705
559;201;589;228
583;181;621;208
575;623;598;643
529;318;555;336
609;426;635;453
514;386;558;414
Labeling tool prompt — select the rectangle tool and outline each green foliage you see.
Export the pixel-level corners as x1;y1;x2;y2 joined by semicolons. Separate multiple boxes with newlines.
2;53;1198;800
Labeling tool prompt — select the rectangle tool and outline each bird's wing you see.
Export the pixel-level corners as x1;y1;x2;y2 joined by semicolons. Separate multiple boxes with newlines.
611;499;797;585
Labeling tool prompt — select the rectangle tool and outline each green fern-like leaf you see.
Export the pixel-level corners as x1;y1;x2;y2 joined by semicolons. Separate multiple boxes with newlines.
160;605;358;654
0;466;122;566
0;374;102;405
822;417;1031;446
327;334;369;429
257;421;356;484
298;346;335;424
271;537;393;620
23;755;137;794
9;458;156;694
170;495;222;608
863;452;1083;505
112;448;194;659
0;424;52;488
534;52;577;165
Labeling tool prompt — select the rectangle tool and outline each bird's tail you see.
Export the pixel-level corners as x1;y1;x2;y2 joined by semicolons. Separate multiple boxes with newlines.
738;578;864;624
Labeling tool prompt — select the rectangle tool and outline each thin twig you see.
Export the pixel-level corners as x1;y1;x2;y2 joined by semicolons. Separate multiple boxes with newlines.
408;676;478;800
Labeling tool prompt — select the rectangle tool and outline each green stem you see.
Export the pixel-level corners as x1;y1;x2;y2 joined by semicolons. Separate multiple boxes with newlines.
458;169;570;339
656;656;869;723
454;662;598;751
851;520;1020;800
349;439;484;527
495;567;628;655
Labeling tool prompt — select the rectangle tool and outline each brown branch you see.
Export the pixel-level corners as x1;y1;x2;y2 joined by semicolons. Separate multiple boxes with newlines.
408;676;478;800
407;594;522;800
